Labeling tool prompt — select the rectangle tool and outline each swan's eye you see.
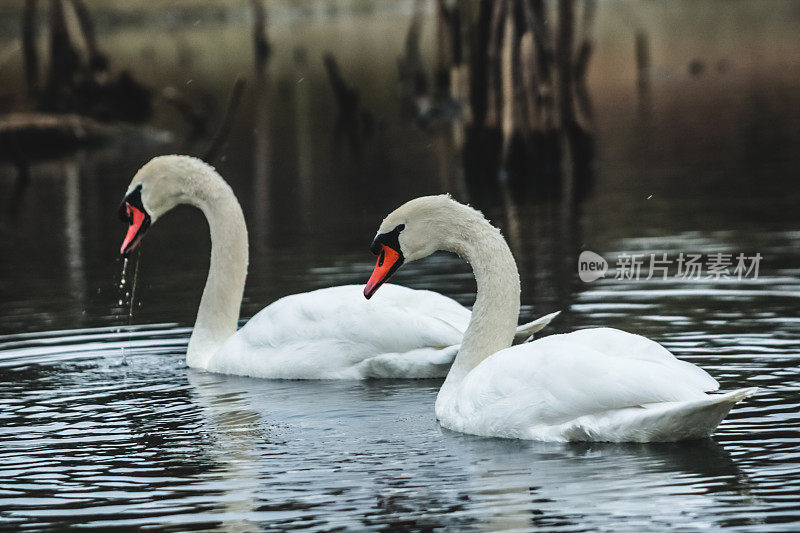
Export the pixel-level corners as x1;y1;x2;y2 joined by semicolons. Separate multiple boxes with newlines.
370;224;404;256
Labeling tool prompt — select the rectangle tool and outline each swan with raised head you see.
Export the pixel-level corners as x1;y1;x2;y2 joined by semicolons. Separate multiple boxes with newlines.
364;195;757;441
118;156;556;379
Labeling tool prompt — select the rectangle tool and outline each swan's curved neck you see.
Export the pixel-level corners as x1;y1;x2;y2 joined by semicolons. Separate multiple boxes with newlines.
442;208;520;388
183;168;249;368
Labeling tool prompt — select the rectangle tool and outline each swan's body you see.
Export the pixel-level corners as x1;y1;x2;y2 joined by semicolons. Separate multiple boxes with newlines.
367;195;756;441
213;284;467;379
118;156;556;379
436;328;756;442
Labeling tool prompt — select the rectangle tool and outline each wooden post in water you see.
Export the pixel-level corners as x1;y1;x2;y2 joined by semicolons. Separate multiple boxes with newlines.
251;0;272;248
410;0;597;197
252;0;270;71
635;31;652;111
21;0;39;99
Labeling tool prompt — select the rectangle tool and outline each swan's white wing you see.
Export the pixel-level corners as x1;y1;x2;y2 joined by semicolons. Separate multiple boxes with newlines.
443;328;721;438
558;327;719;392
515;311;561;342
207;284;471;379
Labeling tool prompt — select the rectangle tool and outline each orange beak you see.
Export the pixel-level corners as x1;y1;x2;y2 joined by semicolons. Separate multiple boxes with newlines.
120;203;148;255
364;244;403;299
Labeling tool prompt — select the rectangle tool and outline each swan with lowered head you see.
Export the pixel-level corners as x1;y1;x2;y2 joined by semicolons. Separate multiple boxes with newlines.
118;156;557;379
364;195;757;441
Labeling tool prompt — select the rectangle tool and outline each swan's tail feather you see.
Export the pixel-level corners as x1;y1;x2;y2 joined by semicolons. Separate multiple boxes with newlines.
560;387;758;442
633;387;758;442
709;387;759;403
515;311;560;343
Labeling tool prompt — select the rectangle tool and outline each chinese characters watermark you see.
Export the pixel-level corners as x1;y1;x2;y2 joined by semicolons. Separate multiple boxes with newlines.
578;251;762;282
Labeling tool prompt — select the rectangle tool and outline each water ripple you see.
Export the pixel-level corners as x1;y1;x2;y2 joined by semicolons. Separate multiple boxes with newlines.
0;308;798;530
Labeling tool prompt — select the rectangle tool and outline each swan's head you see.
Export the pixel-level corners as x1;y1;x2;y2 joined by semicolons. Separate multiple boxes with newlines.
365;194;477;298
118;155;212;255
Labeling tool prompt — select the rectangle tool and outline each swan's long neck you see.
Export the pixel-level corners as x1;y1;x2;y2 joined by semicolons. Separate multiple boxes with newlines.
183;168;249;368
442;208;520;389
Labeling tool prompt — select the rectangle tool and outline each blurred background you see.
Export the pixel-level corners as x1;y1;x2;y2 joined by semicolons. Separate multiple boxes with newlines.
0;0;798;334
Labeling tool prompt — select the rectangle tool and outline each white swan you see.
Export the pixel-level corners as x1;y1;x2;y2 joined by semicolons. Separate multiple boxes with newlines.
117;156;557;379
364;195;757;441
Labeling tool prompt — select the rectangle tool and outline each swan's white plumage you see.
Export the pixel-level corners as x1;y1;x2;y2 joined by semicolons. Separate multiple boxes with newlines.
436;328;757;441
373;195;757;442
207;284;469;379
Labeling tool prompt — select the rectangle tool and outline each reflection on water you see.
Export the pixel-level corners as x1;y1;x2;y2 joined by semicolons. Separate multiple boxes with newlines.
1;0;799;529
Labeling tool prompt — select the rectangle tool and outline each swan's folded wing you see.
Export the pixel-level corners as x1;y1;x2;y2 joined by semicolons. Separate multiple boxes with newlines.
561;327;719;392
376;284;472;335
212;285;471;378
240;285;465;349
454;329;719;432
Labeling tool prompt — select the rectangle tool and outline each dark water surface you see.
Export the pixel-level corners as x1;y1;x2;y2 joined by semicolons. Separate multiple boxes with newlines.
1;1;800;530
